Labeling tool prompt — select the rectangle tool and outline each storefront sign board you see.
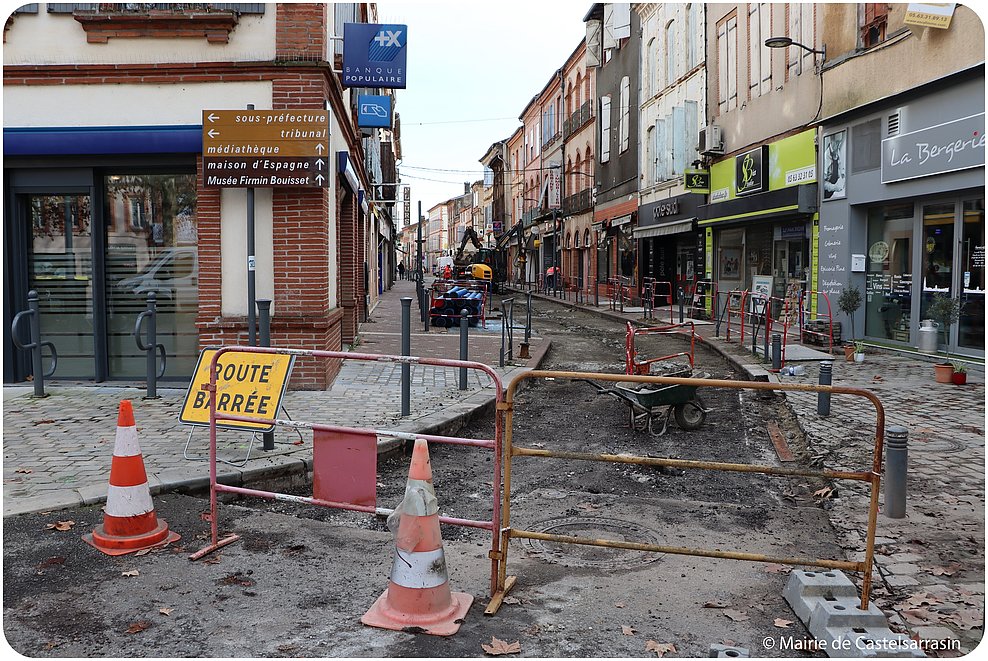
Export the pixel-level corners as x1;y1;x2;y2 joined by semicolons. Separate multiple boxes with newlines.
881;112;985;184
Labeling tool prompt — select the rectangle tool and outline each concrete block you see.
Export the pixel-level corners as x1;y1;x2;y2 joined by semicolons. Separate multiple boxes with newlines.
807;597;887;638
708;644;749;658
783;570;859;623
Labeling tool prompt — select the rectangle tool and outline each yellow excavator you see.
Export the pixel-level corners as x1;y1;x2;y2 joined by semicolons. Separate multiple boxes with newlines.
453;226;495;285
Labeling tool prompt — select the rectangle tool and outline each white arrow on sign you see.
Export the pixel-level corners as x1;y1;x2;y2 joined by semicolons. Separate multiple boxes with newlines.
316;143;325;154
207;113;219;123
315;159;325;171
207;129;219;138
315;173;325;185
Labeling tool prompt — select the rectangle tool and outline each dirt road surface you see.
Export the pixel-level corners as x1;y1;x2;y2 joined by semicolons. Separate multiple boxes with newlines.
3;299;846;657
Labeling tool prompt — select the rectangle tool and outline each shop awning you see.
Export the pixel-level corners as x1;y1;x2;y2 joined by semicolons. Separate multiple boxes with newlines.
634;219;694;238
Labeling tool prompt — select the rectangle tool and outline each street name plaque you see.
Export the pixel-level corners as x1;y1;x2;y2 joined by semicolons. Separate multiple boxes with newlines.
202;110;330;188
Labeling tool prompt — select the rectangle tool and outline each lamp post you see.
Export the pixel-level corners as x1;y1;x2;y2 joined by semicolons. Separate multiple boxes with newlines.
764;36;826;67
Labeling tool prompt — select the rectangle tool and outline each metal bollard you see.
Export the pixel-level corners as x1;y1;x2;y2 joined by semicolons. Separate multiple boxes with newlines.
678;287;685;323
771;333;782;371
133;292;167;399
884;426;908;519
12;290;57;397
459;308;470;390
817;361;832;416
422;287;430;332
256;299;274;450
400;297;411;417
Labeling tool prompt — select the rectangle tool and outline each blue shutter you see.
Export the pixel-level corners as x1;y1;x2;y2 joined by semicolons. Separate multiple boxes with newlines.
672;106;686;175
655;118;667;181
47;4;96;12
13;4;39;13
684;100;699;167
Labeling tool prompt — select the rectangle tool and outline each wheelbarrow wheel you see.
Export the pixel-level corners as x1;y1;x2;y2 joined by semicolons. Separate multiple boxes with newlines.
674;401;706;430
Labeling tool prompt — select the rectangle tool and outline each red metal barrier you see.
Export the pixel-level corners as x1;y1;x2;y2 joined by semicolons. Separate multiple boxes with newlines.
722;289;747;342
689;279;718;320
191;347;505;598
799;289;836;353
625;321;696;375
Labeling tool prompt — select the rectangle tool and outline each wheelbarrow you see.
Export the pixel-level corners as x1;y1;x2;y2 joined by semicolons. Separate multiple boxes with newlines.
580;369;710;436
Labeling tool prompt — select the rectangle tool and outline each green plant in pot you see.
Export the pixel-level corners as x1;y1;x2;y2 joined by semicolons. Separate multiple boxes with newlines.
853;340;866;363
837;286;862;361
927;293;961;383
951;361;968;385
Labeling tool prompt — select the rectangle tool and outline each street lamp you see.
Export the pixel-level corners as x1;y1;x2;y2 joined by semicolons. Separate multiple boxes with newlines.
764;36;826;60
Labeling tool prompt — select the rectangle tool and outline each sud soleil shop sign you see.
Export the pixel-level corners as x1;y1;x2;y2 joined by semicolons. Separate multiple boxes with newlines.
881;113;986;183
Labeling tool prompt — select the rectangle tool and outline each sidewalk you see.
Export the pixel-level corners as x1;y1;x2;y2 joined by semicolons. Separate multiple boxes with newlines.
1;278;549;518
514;286;986;653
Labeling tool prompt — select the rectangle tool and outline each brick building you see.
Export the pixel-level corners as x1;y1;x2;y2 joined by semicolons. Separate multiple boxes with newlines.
3;3;400;389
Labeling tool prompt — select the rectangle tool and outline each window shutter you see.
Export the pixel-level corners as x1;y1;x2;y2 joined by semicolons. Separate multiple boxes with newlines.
612;3;631;40
727;16;737;109
672;106;686;175
760;4;772;94
801;4;815;69
646;126;655;183
13;4;39;13
602;4;617;50
47;4;96;12
748;5;760;97
619;76;630;152
717;21;728;112
788;5;801;77
600;96;611;163
684;100;699;167
655;118;668;181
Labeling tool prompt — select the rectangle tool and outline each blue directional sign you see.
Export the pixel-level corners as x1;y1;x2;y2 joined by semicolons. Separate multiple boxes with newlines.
357;95;392;128
343;23;408;89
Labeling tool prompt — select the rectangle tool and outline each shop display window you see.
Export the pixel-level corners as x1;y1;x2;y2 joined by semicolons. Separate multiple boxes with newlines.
865;204;913;342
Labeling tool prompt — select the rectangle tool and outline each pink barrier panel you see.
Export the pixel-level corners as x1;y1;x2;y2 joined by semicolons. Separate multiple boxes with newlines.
313;429;377;507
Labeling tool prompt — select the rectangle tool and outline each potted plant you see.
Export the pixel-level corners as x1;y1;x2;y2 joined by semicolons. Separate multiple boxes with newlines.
853;340;866;363
927;293;961;383
951;362;968;385
837;286;862;361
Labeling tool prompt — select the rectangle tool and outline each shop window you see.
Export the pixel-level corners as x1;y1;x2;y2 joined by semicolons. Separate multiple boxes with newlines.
959;199;985;351
865;204;913;343
851;118;882;173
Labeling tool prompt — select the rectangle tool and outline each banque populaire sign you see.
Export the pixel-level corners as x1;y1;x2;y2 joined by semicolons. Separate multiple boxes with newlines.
882;113;985;184
343;23;407;89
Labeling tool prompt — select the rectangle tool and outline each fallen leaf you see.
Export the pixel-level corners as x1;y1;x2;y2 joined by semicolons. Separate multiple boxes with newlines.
502;596;521;605
577;502;600;511
812;486;834;500
135;548;152;556
906;592;944;608
621;625;636;636
773;618;793;628
44;520;75;532
763;563;792;574
946;609;982;631
645;641;677;657
158;607;174;616
901;608;938;626
125;620;151;634
14;468;33;474
723;609;750;622
922;564;959;577
37;556;65;569
481;636;521;656
121;569;140;577
703;600;729;608
614;602;626;608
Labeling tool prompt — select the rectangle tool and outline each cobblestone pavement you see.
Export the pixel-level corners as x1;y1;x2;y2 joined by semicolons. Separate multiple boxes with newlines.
2;279;547;518
517;286;985;655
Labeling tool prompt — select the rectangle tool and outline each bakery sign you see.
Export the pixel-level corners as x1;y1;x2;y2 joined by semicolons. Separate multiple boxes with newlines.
882;113;985;184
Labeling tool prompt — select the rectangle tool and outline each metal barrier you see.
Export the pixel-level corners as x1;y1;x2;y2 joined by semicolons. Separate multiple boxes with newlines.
191;346;506;599
689;279;718;321
799;289;836;353
607;276;632;313
133;292;167;399
625;321;696;375
11;290;57;397
500;293;533;366
716;289;747;341
486;370;886;615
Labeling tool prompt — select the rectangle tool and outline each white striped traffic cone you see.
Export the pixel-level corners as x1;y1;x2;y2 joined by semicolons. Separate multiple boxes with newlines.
82;400;180;556
361;438;473;636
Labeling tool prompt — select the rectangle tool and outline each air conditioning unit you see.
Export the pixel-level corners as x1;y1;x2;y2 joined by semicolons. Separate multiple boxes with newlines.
698;125;724;155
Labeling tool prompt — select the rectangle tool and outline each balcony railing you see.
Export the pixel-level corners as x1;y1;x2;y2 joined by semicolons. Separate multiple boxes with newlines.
47;3;265;13
562;188;592;215
564;102;593;139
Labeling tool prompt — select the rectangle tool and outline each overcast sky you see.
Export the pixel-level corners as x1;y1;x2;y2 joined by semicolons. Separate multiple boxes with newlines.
375;1;590;223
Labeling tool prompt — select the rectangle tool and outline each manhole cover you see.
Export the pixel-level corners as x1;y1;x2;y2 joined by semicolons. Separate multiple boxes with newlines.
522;516;665;569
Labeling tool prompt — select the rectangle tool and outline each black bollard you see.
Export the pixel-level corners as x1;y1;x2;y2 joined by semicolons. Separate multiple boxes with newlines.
678;287;685;323
817;361;832;416
256;299;274;451
144;293;159;399
28;291;45;397
771;333;782;371
400;297;411;417
885;426;908;519
459;308;469;390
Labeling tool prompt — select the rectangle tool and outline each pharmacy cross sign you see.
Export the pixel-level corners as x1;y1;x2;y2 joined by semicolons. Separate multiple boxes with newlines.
201;110;330;188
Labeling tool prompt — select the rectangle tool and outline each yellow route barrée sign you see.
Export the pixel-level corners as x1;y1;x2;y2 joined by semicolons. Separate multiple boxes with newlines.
180;348;295;431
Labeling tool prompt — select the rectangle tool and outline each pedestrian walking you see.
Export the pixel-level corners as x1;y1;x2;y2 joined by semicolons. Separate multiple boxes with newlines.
397;262;405;280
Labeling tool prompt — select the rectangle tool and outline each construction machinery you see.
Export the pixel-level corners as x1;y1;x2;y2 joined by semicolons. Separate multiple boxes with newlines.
453;227;506;292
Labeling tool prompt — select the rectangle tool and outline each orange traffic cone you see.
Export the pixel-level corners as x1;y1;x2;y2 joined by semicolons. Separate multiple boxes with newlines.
82;400;180;556
361;438;473;636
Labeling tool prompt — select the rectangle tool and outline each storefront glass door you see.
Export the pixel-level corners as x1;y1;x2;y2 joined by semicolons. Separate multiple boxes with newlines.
959;199;985;352
27;194;95;378
919;203;956;323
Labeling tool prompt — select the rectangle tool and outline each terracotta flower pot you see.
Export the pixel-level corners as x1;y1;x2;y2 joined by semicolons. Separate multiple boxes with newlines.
952;371;967;385
934;363;954;383
843;345;855;362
